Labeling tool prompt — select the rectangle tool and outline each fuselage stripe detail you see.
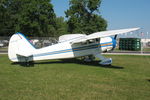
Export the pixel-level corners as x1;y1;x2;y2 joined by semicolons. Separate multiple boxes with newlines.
10;42;113;60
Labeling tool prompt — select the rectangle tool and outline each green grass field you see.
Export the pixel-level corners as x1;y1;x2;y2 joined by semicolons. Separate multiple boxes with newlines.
0;54;150;100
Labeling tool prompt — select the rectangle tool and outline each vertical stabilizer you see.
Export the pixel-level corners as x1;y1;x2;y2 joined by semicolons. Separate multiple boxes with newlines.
8;33;36;62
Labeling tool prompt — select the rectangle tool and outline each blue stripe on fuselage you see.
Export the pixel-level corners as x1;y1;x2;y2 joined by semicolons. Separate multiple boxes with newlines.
11;42;113;60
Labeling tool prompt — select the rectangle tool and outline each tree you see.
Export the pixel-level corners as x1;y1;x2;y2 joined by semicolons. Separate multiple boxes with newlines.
55;17;68;37
0;0;14;36
0;0;59;37
65;0;107;34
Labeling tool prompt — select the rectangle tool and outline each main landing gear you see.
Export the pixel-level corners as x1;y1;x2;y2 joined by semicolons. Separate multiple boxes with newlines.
94;53;112;66
83;54;112;66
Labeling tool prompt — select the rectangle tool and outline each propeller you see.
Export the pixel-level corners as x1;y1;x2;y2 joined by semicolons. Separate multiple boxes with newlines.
114;35;117;40
111;35;117;51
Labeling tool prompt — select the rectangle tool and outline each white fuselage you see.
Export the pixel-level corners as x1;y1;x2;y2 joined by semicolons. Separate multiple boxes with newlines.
30;37;115;61
8;32;116;62
8;27;140;64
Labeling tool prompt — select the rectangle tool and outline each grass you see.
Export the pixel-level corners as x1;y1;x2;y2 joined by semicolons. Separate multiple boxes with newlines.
0;47;8;51
0;54;150;100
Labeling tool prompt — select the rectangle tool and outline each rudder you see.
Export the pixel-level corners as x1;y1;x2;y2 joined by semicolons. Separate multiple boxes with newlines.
8;33;36;62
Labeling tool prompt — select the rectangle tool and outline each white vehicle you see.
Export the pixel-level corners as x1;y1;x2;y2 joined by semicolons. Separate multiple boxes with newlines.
8;28;140;65
0;42;4;47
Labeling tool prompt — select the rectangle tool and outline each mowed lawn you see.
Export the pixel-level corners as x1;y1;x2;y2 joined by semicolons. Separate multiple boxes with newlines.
0;54;150;100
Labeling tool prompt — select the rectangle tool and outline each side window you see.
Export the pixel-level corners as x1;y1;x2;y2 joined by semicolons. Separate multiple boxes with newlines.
96;38;100;43
81;41;87;45
88;39;99;44
88;39;95;44
80;38;100;45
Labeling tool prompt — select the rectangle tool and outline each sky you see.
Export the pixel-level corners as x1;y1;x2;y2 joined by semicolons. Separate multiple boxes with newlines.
51;0;150;38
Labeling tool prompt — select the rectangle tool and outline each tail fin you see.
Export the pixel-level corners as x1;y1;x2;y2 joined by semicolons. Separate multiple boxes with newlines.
8;33;36;62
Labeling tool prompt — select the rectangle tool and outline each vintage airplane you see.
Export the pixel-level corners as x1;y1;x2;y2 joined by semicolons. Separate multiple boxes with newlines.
8;28;140;65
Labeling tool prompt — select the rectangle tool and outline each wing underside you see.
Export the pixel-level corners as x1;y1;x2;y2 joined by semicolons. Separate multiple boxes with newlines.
71;28;140;44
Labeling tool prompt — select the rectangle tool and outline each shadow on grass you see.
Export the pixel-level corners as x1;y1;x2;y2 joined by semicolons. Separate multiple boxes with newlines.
35;58;124;69
11;58;124;69
11;62;35;67
147;79;150;82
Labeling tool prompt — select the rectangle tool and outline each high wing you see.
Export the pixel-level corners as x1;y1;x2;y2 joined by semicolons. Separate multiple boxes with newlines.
70;28;140;44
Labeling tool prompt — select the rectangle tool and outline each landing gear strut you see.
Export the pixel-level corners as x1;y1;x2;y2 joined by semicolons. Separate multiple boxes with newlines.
94;53;112;65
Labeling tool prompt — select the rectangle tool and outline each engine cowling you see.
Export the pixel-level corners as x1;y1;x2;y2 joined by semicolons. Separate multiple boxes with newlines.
100;37;116;52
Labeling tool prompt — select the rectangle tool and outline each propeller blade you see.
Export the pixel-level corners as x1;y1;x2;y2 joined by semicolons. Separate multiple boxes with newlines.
114;35;117;40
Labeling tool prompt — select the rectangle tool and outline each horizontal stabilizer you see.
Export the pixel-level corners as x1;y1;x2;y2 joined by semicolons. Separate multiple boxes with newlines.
17;50;32;57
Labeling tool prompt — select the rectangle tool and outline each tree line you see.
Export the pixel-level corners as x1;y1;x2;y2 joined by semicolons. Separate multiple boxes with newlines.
0;0;107;37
